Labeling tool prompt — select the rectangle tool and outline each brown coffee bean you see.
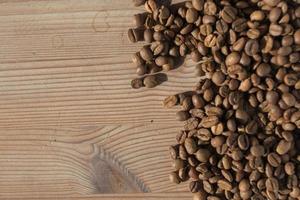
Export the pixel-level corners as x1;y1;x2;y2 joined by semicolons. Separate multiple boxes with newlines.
193;190;207;200
294;29;300;45
221;6;237;23
190;108;205;118
247;28;260;39
216;20;229;34
204;1;217;15
132;52;145;66
184;137;197;154
140;46;153;61
144;0;157;13
245;120;258;135
197;128;212;141
225;52;240;66
169;171;181;184
250;145;265;157
195;148;211;162
256;63;271;77
180;24;194;35
169;145;178;160
172;158;184;170
282;93;296;107
204;34;217;47
182;96;193;111
190;181;202;193
245;39;259;56
217;179;232;191
131;78;144;89
276;140;292;155
266;91;279;104
163;95;178;108
284;74;298;86
186;8;199;23
250;10;265;21
267;152;281;167
143;75;158;88
201;116;219;128
179;145;188;160
232;18;247;32
192;95;205;108
211;136;225;148
239;78;252;92
176;111;190;121
238;134;250;150
269;24;283;36
232;37;246;52
235;109;249;124
239;179;250;192
211;71;225;86
284;162;295;176
266;177;279;191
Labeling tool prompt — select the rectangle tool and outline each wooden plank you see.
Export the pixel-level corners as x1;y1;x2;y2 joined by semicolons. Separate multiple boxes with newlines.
0;0;197;128
0;125;189;198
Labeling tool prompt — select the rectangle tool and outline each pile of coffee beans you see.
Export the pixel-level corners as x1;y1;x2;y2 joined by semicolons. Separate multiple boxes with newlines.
129;0;300;199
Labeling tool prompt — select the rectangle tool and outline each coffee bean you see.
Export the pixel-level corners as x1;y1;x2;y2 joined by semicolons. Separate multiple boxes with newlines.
247;28;260;39
266;177;279;191
200;116;219;128
163;95;178;108
193;190;207;200
232;18;247;32
282;93;296;107
176;111;190;121
211;136;225;148
256;63;271;77
250;145;265;157
191;50;202;62
216;20;229;34
186;8;199;23
184;137;198;154
143;75;158;88
217;179;232;191
284;162;295;176
169;171;181;184
204;1;217;16
131;78;144;89
176;131;187;144
140;46;153;61
144;0;157;13
276;140;292;155
239;179;250;192
269;24;283;36
267;152;281;167
195;148;211;162
245;39;259;56
190;181;202;193
250;10;265;21
204;34;217;47
172;158;185;170
238;134;250;150
221;6;237;24
196;129;211;142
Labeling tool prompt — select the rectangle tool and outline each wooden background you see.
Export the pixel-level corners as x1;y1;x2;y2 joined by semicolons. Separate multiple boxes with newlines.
0;0;199;199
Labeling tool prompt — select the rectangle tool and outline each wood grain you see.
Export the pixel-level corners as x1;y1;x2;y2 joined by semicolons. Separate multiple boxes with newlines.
0;0;198;128
0;0;193;199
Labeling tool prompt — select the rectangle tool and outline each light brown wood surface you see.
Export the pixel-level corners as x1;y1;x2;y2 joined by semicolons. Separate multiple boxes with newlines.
0;0;198;199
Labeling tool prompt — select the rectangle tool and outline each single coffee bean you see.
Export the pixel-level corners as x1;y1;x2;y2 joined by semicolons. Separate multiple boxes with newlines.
144;0;157;13
192;95;205;108
217;179;232;191
216;20;229;34
284;162;295;176
232;18;247;32
211;136;225;148
193;190;207;200
266;91;279;104
204;34;217;47
169;145;178;160
211;71;225;86
186;8;199;23
245;39;259;56
140;46;153;61
197;128;212;141
179;145;188;160
204;1;217;15
191;50;202;62
225;52;241;66
232;37;246;52
169;171;181;184
266;177;279;191
247;28;260;39
267;152;281;167
269;24;283;36
256;63;271;77
143;75;158;88
221;6;237;23
172;158;185;170
250;145;265;157
176;110;190;121
131;78;144;89
238;134;250;150
163;95;178;108
195;148;211;162
250;10;265;21
276;140;292;155
200;116;219;128
190;181;202;193
184;137;197;154
239;179;250;192
282;93;296;107
294;29;300;45
133;13;147;27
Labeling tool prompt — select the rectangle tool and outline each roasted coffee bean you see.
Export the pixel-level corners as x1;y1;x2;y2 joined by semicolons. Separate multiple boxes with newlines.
184;137;197;155
131;78;144;89
195;148;211;162
169;171;181;184
267;152;281;167
143;75;158;88
200;116;219;128
276;140;292;155
176;110;190;121
163;95;178;108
